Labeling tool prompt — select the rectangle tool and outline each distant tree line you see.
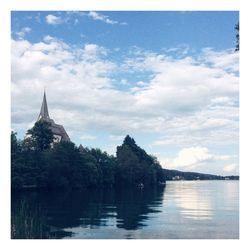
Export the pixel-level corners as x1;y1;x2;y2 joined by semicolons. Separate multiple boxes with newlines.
163;169;239;181
11;120;165;190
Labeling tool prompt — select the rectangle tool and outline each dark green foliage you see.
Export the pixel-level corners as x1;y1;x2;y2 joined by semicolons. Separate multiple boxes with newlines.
235;22;239;51
78;147;100;187
27;120;54;151
12;125;52;189
11;131;21;157
89;148;116;187
47;142;84;189
11;131;165;190
11;132;25;189
116;135;164;187
11;129;238;190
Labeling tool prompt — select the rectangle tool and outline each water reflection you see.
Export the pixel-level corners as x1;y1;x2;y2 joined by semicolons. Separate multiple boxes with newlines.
11;186;165;239
169;182;213;220
115;188;164;230
11;181;239;239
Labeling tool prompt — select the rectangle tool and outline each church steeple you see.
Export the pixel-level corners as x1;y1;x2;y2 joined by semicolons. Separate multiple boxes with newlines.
38;91;50;121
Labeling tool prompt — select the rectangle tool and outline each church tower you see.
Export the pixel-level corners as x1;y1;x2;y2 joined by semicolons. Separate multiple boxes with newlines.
38;91;50;121
29;91;70;143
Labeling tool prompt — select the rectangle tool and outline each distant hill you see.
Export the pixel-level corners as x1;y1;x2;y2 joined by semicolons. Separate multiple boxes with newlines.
163;169;239;181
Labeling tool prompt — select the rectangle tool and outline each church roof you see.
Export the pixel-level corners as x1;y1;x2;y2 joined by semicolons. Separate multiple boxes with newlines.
50;122;70;141
38;91;50;120
37;91;70;142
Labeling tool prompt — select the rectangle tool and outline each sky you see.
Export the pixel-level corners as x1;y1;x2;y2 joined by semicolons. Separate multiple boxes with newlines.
11;11;239;176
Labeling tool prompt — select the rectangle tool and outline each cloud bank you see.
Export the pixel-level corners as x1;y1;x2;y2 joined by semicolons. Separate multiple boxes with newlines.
12;37;238;140
11;36;239;174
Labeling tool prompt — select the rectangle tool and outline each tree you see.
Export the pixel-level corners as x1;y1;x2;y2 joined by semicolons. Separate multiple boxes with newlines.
11;131;20;157
123;135;136;147
20;121;54;187
11;131;25;189
116;135;163;186
47;141;84;189
11;131;164;190
116;143;140;185
26;120;54;151
90;148;116;187
11;122;54;189
235;22;239;51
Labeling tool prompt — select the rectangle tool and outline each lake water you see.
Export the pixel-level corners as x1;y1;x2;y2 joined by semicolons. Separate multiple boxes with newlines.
11;180;239;239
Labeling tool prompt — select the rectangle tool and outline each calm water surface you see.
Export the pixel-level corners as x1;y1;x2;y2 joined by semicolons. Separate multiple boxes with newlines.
11;181;239;239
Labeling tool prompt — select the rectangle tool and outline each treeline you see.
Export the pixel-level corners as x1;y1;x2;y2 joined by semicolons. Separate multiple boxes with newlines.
11;120;165;190
163;169;239;181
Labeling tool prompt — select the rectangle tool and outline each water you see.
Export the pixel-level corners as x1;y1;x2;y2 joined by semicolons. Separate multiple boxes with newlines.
11;181;239;239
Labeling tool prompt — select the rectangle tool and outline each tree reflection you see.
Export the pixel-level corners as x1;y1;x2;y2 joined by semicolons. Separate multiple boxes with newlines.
11;186;165;239
115;187;164;230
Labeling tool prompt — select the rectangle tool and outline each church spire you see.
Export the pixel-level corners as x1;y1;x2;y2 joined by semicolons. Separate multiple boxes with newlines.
38;90;50;121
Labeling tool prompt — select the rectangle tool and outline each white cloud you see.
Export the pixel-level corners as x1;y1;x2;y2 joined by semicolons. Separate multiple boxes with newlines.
122;48;238;146
46;15;62;25
201;48;239;72
11;38;117;132
153;106;238;146
224;163;237;173
16;27;31;39
82;43;108;60
172;147;213;168
43;11;127;26
128;52;238;116
160;146;236;172
21;27;31;33
163;147;209;169
11;39;238;154
43;35;54;43
88;11;127;25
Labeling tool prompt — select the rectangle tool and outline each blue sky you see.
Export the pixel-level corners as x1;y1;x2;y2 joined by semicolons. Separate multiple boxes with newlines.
11;11;239;175
12;11;237;51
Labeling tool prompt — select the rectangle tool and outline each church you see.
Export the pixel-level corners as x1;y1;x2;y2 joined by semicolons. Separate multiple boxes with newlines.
29;91;70;143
